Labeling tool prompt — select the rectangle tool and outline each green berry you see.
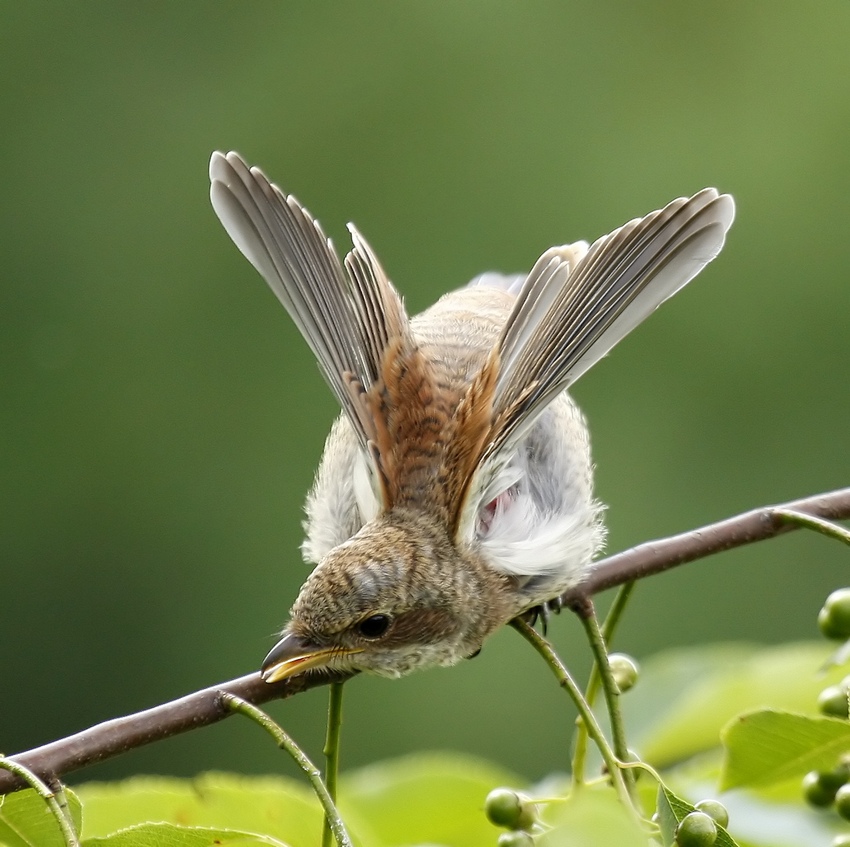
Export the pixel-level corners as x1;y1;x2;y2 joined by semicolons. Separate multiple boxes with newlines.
818;685;850;718
674;811;717;846
832;761;850;786
497;832;535;847
694;799;729;828
819;589;850;640
836;784;850;821
485;788;536;831
609;653;640;693
803;770;842;807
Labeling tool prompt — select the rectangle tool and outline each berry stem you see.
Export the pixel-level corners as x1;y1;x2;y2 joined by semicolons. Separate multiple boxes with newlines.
772;508;850;547
571;582;635;788
578;603;637;798
510;619;637;818
322;682;345;847
0;757;80;847
221;693;353;847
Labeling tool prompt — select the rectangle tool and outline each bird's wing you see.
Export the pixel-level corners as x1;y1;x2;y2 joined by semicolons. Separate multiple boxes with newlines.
451;188;735;538
209;151;416;510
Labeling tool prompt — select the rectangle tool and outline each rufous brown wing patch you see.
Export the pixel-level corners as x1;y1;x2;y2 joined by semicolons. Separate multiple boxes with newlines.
440;349;500;535
364;336;458;513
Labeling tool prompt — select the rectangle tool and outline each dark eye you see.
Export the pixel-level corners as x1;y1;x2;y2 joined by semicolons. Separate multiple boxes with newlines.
357;614;391;639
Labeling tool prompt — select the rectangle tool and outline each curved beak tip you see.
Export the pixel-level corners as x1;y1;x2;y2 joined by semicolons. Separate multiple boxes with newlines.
260;631;340;684
261;632;364;684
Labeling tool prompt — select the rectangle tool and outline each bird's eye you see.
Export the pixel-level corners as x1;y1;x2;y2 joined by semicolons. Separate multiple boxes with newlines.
357;614;391;639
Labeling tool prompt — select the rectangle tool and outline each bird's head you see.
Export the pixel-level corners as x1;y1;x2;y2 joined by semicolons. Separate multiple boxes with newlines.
260;514;506;681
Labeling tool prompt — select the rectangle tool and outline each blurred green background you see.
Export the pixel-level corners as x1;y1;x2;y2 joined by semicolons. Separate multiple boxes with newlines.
2;3;848;787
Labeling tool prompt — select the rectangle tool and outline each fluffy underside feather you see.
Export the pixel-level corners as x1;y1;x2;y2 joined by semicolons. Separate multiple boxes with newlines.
303;416;604;582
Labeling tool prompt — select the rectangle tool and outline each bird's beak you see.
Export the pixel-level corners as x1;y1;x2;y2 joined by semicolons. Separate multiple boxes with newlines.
261;631;361;683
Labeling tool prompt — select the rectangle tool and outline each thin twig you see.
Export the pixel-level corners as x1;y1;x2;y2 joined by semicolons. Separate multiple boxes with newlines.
0;757;80;847
1;487;848;796
322;682;345;847
576;606;636;798
510;619;638;820
221;694;353;847
571;582;635;787
772;508;850;546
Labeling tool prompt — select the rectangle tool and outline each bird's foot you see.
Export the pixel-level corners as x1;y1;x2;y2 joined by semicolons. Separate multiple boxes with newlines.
523;596;564;636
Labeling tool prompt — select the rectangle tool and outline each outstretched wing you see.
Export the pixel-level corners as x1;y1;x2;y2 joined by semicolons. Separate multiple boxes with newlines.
209;151;417;509
452;188;735;538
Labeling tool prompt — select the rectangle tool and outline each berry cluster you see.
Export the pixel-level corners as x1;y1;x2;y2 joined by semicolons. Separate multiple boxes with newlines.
484;788;538;847
672;800;729;846
802;589;850;846
802;765;850;810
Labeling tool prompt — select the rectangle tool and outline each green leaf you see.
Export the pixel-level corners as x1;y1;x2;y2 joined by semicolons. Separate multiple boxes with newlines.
654;784;680;845
76;774;321;847
82;822;287;846
655;784;740;847
720;709;850;790
624;642;846;767
338;752;520;847
0;787;82;847
536;786;647;847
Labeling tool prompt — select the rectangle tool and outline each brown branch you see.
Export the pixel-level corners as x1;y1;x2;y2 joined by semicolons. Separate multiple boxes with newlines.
562;487;850;606
0;668;354;795
1;487;848;795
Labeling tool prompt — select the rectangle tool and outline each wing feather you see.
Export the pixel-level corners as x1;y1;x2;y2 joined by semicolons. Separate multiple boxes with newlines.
209;151;414;508
454;188;734;539
489;188;735;463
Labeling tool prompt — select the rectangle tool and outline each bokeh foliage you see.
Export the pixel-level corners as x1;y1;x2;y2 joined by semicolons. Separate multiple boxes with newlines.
1;2;848;786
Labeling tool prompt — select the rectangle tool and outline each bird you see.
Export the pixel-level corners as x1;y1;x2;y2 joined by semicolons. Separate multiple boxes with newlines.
208;151;735;683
